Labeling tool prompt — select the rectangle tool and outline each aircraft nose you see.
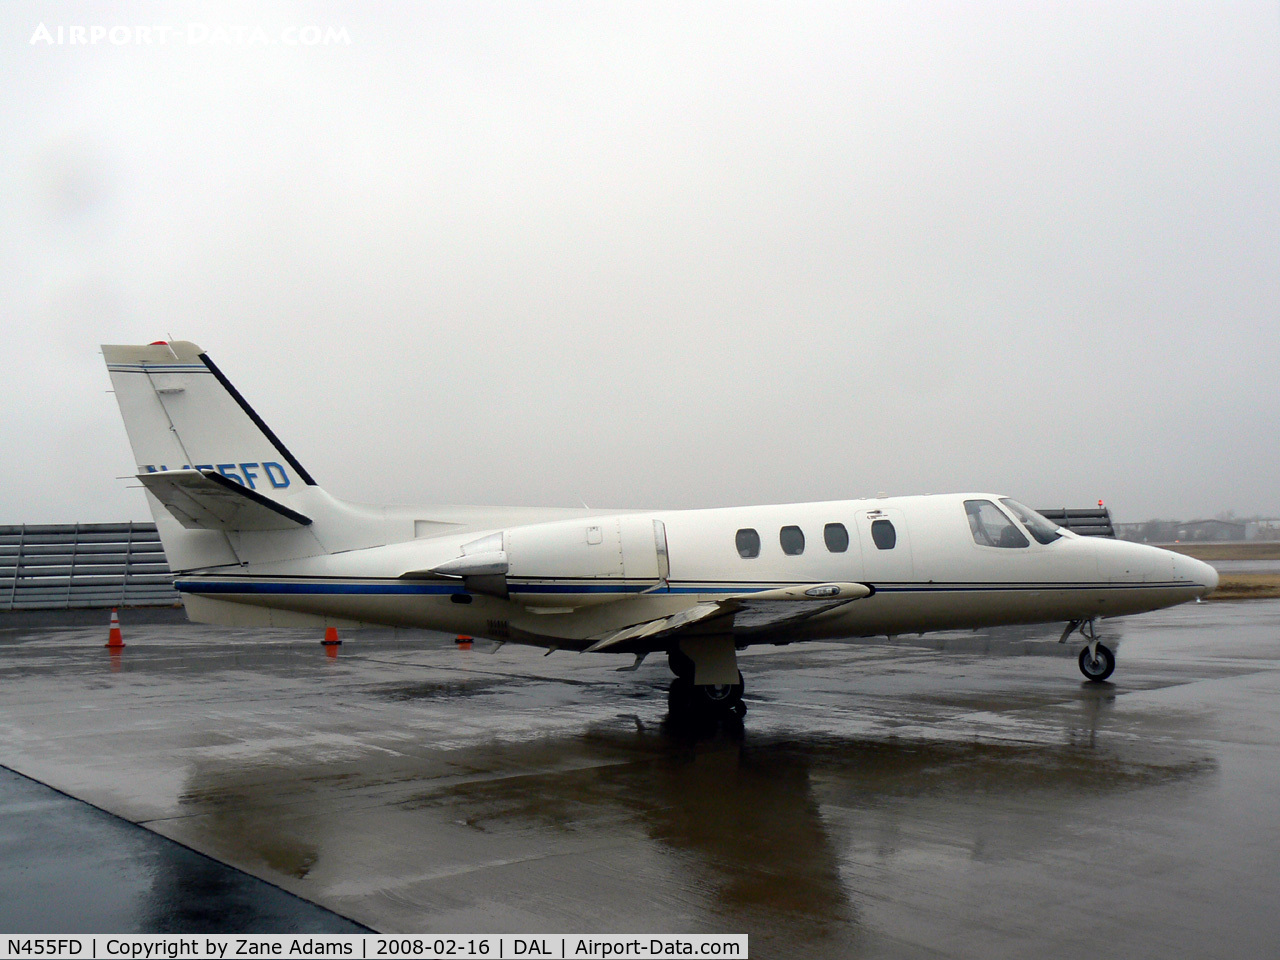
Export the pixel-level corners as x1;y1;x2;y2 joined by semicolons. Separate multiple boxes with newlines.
1175;553;1219;597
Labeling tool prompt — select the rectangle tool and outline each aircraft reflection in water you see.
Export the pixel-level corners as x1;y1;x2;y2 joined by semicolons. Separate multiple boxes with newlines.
104;341;1218;711
167;708;1213;950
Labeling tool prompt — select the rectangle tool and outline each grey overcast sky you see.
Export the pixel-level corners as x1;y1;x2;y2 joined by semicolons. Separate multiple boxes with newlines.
1;1;1276;524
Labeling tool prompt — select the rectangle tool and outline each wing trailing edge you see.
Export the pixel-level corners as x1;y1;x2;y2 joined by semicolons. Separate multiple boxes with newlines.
585;581;872;652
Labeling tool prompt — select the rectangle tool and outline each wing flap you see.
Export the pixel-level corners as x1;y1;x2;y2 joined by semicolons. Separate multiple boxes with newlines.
728;596;855;630
585;582;871;652
137;469;312;531
585;602;728;652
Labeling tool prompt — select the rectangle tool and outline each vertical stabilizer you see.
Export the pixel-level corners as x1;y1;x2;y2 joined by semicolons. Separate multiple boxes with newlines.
103;341;327;571
104;341;314;489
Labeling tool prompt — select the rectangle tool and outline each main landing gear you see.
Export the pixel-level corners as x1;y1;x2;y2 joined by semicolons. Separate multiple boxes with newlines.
667;648;746;715
1061;618;1116;683
667;647;695;682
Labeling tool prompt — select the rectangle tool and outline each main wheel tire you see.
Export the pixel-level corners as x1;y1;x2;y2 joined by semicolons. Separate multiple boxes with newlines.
667;647;695;681
1079;642;1116;682
692;671;745;707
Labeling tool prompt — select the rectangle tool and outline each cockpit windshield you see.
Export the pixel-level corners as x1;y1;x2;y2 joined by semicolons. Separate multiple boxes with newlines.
965;500;1029;548
999;499;1064;545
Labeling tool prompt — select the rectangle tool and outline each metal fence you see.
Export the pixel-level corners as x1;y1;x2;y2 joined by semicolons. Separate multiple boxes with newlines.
1036;508;1116;538
0;523;180;611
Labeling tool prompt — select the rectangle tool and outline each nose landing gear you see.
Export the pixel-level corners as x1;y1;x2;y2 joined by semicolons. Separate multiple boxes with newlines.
1078;641;1116;682
1061;618;1116;682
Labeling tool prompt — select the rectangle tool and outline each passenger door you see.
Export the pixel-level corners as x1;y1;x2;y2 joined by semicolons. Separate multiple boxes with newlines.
619;516;668;586
854;508;914;582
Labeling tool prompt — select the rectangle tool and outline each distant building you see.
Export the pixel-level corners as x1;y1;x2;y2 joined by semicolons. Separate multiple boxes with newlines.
1246;520;1280;541
1174;519;1246;542
1114;522;1153;542
1117;519;1247;543
1116;520;1181;543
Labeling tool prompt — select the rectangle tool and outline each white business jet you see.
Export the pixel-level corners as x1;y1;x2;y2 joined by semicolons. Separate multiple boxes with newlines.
104;341;1217;710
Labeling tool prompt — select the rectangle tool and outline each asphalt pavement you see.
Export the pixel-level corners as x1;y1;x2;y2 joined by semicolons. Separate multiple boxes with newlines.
1;600;1277;958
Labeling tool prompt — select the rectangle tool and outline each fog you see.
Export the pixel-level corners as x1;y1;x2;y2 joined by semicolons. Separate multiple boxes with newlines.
2;2;1277;524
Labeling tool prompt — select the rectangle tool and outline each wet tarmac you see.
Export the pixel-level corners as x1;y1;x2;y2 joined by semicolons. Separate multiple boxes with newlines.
1;601;1278;958
0;767;368;933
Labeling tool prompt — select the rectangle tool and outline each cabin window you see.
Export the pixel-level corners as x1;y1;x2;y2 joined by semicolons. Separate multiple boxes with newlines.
780;525;805;555
1000;498;1063;544
824;523;849;552
870;518;897;550
965;499;1029;548
736;528;761;559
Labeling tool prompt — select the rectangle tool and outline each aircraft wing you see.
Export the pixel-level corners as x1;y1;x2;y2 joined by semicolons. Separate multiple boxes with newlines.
584;582;871;653
137;469;312;531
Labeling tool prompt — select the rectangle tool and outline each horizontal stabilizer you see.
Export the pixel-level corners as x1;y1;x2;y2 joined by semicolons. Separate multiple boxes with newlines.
137;469;312;531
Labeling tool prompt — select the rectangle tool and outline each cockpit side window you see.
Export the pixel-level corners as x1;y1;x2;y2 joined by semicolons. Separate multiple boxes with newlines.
965;499;1029;548
999;498;1063;544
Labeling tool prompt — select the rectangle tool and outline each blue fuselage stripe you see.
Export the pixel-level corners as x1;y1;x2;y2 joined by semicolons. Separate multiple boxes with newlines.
173;578;1196;597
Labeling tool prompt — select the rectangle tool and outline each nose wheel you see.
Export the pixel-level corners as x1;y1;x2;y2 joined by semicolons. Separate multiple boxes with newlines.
1078;642;1115;682
1062;618;1116;682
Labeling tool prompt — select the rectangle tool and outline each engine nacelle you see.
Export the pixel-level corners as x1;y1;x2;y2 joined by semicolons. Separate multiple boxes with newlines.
431;516;668;607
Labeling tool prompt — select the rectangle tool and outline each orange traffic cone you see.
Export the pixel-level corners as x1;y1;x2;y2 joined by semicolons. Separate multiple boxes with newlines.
321;626;341;646
455;634;473;650
105;609;125;648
